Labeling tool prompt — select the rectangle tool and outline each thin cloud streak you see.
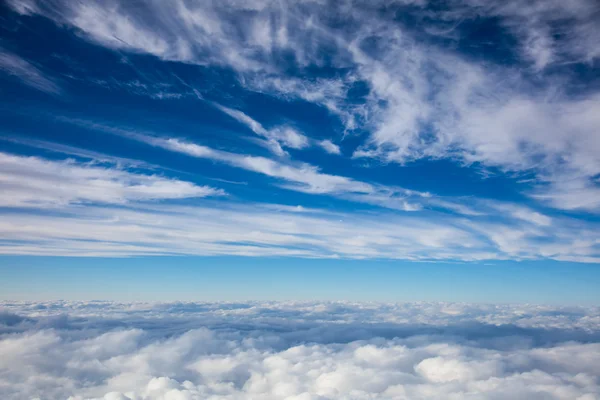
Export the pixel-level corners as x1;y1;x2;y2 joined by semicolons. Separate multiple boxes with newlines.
0;49;61;94
55;117;431;211
0;151;225;208
0;190;598;262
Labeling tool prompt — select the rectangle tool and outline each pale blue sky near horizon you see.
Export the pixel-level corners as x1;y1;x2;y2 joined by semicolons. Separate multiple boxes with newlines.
2;256;598;305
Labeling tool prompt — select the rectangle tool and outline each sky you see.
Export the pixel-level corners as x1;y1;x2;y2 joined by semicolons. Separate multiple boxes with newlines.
1;0;600;303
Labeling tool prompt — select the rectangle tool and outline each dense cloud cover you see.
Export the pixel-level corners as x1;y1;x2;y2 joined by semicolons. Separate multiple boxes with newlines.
1;301;599;399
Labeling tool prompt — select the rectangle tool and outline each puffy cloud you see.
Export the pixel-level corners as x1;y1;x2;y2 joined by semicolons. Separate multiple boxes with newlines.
317;140;341;155
1;301;599;399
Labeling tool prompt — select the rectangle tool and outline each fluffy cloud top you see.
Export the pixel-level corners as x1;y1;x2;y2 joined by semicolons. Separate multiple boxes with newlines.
1;301;599;399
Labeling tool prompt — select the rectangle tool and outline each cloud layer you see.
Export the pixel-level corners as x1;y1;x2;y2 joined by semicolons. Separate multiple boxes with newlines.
1;301;599;399
1;146;599;261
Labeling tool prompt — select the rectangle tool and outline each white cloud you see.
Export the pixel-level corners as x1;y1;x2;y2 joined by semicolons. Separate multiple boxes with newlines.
0;201;487;259
69;2;170;58
5;0;38;15
0;151;224;208
152;136;373;195
1;301;599;400
530;178;600;212
0;190;598;261
214;103;309;155
318;140;341;155
342;21;600;212
486;203;552;227
0;136;155;169
247;76;362;131
0;49;60;94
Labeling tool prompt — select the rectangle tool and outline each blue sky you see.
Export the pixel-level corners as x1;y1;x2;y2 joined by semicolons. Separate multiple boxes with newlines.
1;0;599;303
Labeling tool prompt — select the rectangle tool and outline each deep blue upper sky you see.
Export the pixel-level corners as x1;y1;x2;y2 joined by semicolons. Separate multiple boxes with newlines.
0;0;599;301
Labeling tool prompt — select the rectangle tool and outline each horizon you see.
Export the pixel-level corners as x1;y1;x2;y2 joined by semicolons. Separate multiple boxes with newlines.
1;256;599;304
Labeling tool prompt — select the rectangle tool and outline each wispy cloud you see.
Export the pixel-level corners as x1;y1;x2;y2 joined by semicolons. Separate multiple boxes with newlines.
0;135;152;169
0;49;60;94
3;0;600;261
0;202;488;259
0;152;598;262
55;117;430;211
11;0;599;212
213;103;309;156
0;151;224;208
214;103;344;157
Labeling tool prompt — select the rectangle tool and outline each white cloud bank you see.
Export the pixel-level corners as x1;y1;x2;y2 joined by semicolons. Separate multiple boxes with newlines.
0;301;599;400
